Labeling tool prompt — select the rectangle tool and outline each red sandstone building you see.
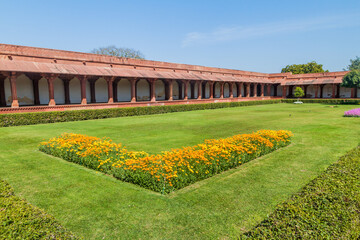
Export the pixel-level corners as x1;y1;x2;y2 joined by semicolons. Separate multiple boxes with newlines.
0;44;353;113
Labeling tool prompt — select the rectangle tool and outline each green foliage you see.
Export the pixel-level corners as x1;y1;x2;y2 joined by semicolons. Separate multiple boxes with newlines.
344;56;360;71
0;100;280;127
90;45;145;59
242;147;360;239
293;87;304;98
281;61;328;74
0;180;78;239
341;70;360;88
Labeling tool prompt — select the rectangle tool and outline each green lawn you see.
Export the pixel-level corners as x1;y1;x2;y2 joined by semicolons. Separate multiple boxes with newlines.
0;103;359;239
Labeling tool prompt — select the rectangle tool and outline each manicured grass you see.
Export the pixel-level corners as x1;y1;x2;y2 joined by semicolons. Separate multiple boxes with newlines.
0;103;359;239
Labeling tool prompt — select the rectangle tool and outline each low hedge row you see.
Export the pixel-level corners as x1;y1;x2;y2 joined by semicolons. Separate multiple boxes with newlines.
242;146;360;239
0;179;79;239
281;98;360;104
0;100;280;127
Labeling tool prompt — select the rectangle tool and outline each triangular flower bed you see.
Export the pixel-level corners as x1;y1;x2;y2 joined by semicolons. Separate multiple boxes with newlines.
39;130;292;194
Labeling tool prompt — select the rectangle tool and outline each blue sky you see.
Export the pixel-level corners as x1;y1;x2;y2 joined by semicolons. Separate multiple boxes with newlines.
1;0;359;73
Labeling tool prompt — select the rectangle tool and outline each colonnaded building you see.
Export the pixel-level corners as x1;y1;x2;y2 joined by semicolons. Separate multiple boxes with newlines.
0;44;354;113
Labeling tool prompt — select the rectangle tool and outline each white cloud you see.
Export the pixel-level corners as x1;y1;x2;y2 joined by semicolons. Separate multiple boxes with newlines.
182;14;360;47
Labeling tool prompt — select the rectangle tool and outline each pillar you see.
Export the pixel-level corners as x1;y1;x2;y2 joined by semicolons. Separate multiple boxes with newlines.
253;83;258;97
274;84;278;96
0;75;6;107
332;84;336;98
131;79;136;102
220;82;224;98
113;79;119;102
282;86;287;98
320;85;324;98
260;84;264;97
266;84;271;96
44;74;57;106
336;84;340;98
315;85;319;98
32;76;41;105
209;82;214;99
229;83;234;98
150;79;156;102
106;77;114;103
351;87;358;98
7;72;19;108
303;85;308;98
246;83;250;97
184;81;188;100
89;80;96;103
79;76;87;105
63;79;70;104
168;80;173;101
238;83;242;98
197;81;202;99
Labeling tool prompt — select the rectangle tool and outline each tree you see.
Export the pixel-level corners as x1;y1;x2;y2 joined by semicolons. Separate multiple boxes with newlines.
90;45;145;59
293;87;305;101
281;61;328;74
344;56;360;71
341;70;360;88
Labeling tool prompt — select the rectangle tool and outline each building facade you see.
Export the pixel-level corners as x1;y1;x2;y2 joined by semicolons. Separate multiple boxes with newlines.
0;44;353;113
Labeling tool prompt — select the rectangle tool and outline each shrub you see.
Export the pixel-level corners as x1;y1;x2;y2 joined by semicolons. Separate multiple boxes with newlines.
0;100;281;128
241;146;360;239
344;108;360;117
0;180;79;239
39;130;293;194
281;98;360;104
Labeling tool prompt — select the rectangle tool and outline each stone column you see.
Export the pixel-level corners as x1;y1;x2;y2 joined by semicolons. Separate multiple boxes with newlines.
320;85;324;98
105;77;114;103
63;79;70;104
184;80;188;100
266;84;271;96
336;84;340;98
260;84;265;97
238;83;242;98
229;83;234;98
168;79;173;101
209;82;214;99
282;86;287;98
32;76;41;105
332;84;336;98
44;74;57;106
246;83;250;97
79;76;87;105
89;79;96;103
150;79;156;102
197;81;202;99
220;82;224;98
113;79;119;102
0;75;6;107
314;85;319;98
131;79;136;102
253;83;258;97
7;72;19;108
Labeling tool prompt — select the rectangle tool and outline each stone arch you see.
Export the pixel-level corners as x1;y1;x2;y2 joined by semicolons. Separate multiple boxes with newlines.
69;77;81;104
276;85;283;97
224;83;230;98
39;77;49;105
117;78;131;102
155;80;166;100
214;82;221;98
16;74;34;106
136;79;150;101
95;78;108;103
202;81;210;99
54;78;65;104
306;85;315;98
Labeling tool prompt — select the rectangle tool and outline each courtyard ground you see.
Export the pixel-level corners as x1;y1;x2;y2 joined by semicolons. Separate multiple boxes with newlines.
0;103;359;239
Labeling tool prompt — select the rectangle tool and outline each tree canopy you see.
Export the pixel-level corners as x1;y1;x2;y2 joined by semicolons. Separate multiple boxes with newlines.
90;45;145;59
341;70;360;88
344;56;360;71
281;61;328;74
294;87;305;98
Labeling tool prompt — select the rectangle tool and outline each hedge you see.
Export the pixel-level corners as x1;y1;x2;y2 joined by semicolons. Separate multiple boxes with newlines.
281;98;360;104
0;180;79;239
0;100;280;127
241;146;360;239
